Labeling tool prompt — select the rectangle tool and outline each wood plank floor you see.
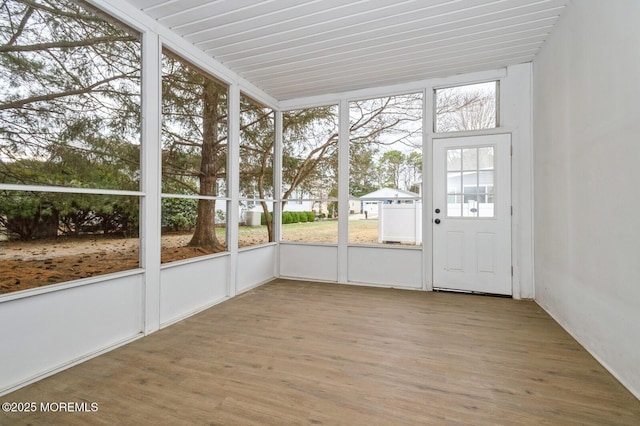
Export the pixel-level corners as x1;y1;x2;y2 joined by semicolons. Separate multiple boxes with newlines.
2;279;639;425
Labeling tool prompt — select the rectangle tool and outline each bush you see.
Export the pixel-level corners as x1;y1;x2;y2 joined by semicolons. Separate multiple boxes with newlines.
279;211;316;224
261;212;272;225
161;198;197;232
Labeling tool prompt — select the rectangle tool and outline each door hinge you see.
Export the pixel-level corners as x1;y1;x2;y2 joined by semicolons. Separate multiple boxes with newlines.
511;206;513;216
511;266;514;276
510;145;513;156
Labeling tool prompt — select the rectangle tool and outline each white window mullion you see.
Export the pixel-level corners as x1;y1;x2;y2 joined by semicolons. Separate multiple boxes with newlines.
274;110;283;277
337;99;349;283
227;83;241;298
141;32;162;334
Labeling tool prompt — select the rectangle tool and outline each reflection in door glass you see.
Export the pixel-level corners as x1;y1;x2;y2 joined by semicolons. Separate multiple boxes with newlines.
447;149;462;171
447;172;461;193
479;147;495;169
463;148;477;170
446;146;496;218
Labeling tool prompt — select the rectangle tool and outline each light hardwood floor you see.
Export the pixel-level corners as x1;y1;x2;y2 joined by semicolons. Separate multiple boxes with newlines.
2;279;639;425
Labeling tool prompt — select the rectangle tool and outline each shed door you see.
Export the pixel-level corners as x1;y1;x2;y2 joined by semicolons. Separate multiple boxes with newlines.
432;134;511;295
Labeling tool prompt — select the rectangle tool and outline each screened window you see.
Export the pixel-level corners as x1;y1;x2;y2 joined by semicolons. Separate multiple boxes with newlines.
434;81;498;133
281;105;338;244
239;94;275;247
349;93;423;246
161;50;229;263
0;0;141;294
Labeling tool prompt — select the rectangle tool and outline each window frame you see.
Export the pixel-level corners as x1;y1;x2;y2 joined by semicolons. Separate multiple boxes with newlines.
433;80;500;134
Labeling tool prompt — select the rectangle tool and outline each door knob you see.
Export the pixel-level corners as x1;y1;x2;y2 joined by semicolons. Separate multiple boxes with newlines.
434;218;441;224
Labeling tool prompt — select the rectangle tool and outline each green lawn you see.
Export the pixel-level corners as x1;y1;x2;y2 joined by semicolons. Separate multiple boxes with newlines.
238;218;380;245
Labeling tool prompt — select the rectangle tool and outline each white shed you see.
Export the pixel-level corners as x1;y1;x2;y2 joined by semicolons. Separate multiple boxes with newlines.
359;188;421;244
358;188;420;219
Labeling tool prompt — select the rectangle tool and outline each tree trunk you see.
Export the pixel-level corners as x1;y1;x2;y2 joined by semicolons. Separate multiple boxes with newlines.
260;200;273;242
188;80;225;252
257;148;274;242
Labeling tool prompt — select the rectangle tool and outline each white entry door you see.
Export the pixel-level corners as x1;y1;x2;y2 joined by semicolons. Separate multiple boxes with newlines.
432;134;511;295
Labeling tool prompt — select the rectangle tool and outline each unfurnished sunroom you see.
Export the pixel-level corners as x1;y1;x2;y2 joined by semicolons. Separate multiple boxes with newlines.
1;0;639;423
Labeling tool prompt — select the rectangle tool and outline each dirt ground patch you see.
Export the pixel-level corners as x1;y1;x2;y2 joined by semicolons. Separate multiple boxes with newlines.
0;233;236;294
0;236;140;294
0;219;382;295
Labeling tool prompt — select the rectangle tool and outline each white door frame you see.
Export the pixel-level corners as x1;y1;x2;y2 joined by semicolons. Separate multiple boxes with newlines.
424;129;520;298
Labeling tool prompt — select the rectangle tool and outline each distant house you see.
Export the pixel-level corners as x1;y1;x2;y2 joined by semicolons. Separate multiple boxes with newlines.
348;196;361;214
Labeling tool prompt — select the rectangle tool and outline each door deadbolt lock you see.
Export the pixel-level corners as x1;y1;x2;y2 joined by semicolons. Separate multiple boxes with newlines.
435;208;441;214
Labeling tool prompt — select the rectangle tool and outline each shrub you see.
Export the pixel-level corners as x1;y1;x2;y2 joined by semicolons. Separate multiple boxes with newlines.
161;198;197;232
279;211;318;224
260;212;272;225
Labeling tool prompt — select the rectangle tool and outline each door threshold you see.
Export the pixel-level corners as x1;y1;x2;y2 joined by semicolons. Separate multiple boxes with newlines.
433;287;512;298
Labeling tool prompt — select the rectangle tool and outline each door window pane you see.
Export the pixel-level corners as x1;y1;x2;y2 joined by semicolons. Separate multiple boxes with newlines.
479;147;495;170
445;146;496;218
447;172;461;194
479;171;494;189
463;148;477;170
463;171;477;190
463;193;479;217
447;149;462;171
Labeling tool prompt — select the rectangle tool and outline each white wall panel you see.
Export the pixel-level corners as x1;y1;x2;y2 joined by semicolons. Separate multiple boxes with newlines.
501;62;534;299
279;244;338;282
237;245;277;293
533;0;640;398
160;257;229;326
348;247;422;289
0;276;143;394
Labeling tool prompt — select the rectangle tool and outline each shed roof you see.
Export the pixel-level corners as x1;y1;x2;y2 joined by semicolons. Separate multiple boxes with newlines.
359;188;420;200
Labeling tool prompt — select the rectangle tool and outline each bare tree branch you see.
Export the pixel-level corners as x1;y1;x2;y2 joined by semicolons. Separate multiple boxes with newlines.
0;35;137;52
0;72;136;111
5;4;33;46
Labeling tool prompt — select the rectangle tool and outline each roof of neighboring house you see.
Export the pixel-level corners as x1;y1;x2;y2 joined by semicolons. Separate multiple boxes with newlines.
359;188;420;200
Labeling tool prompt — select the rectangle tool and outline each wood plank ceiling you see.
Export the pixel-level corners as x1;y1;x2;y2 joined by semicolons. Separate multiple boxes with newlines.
126;0;569;101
